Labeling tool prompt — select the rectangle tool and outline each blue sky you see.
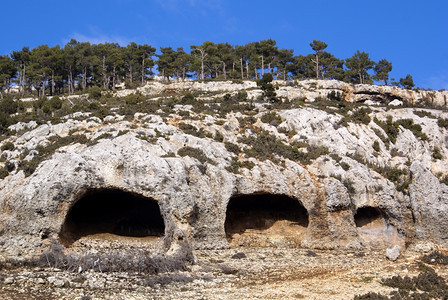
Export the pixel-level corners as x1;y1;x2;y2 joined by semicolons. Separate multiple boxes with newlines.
1;0;447;89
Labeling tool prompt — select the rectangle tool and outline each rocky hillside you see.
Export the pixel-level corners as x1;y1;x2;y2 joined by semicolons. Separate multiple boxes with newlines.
0;79;447;263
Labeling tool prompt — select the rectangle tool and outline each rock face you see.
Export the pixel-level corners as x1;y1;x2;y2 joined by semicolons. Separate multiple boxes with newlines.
0;80;448;261
111;78;448;107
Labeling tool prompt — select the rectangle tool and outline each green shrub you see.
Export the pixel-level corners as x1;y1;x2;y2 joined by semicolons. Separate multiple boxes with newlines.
0;112;12;132
413;110;436;119
372;140;380;152
330;153;342;163
180;93;196;105
239;131;328;165
438;118;448;129
237;91;248;101
432;146;443;160
18;134;89;177
340;107;371;125
261;112;282;126
49;96;63;110
351;107;372;125
354;292;388;300
257;73;278;103
342;178;355;194
372;128;389;149
225;157;240;174
340;161;350;171
0;97;18;114
0;167;8;179
440;175;448;185
225;157;255;174
381;264;448;299
88;86;102;100
213;131;224;142
1;141;14;151
421;251;448;265
177;146;214;165
327;91;343;101
178;122;205;138
224;142;240;154
374;116;400;143
395;118;428;140
124;92;144;105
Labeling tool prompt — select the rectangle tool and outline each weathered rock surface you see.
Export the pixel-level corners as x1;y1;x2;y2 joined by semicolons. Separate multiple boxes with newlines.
117;78;448;107
0;80;447;261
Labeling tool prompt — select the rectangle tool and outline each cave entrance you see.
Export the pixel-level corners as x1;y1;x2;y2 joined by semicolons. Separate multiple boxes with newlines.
225;193;308;248
60;189;165;246
354;207;404;249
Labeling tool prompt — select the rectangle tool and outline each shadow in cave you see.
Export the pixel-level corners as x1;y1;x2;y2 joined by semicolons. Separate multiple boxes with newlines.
354;206;404;249
225;193;308;239
354;207;385;228
60;189;165;245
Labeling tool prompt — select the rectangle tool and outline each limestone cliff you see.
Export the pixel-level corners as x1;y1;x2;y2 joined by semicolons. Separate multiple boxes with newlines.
0;79;447;261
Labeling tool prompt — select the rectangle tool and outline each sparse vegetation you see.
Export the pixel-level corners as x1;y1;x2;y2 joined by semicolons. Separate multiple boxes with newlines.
18;134;89;177
261;112;282;126
342;178;355;194
177;146;214;165
224;142;240;154
438;118;448;129
0;167;9;179
373;116;427;143
1;242;189;274
1;141;14;151
372;140;380;152
238;130;329;165
421;251;448;265
413;110;436;119
432;146;443;160
395;118;428;140
356;262;448;300
178;122;206;138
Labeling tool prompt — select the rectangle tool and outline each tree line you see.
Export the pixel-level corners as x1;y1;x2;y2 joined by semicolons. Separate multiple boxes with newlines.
0;39;415;98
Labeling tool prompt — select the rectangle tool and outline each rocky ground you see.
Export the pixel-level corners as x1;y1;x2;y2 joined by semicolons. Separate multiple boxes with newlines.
0;246;446;300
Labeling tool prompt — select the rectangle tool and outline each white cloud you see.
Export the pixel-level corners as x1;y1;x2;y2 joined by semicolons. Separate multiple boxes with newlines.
64;27;133;46
423;71;448;90
154;0;223;14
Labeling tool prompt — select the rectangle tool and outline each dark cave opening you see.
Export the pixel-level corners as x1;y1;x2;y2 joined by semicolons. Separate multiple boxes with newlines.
60;189;165;244
354;206;404;249
354;207;385;228
224;193;309;239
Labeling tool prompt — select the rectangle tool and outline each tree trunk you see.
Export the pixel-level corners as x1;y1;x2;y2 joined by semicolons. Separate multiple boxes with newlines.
6;78;10;94
141;58;145;85
246;61;249;79
113;66;117;89
240;58;244;79
201;50;205;80
82;67;87;90
19;63;25;97
284;68;286;81
222;62;226;80
51;72;55;96
315;53;319;79
261;55;264;76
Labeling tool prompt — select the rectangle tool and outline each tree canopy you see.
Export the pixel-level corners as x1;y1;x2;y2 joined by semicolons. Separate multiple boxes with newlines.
0;39;406;98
